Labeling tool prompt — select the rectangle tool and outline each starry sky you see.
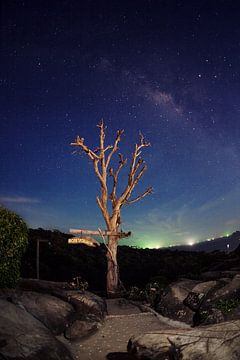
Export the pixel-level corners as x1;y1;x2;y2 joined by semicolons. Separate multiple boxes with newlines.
1;0;240;248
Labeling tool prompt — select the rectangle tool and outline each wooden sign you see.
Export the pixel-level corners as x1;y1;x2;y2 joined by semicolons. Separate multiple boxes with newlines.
69;228;131;238
68;236;100;247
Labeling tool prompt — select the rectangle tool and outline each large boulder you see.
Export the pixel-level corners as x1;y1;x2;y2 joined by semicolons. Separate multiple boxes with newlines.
19;279;107;320
18;278;74;292
62;290;106;320
156;276;240;325
17;279;107;341
65;314;101;341
0;299;73;360
62;291;106;341
156;279;217;324
196;274;240;325
212;274;240;300
128;320;240;360
200;271;239;281
10;291;74;335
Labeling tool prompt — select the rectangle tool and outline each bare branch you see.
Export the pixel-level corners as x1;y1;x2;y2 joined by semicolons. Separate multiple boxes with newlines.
125;186;153;204
109;153;127;207
97;119;106;159
121;164;148;204
71;136;100;161
97;121;109;208
139;131;151;147
116;132;151;206
106;129;124;169
132;164;147;188
104;145;113;152
98;228;112;254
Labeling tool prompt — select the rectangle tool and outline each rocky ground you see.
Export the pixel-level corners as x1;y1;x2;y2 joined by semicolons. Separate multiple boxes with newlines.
67;298;171;360
156;270;240;326
2;275;240;359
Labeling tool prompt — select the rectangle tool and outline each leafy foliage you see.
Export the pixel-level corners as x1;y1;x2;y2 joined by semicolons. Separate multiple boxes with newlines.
145;282;164;308
125;281;165;308
215;298;240;314
69;275;89;291
0;207;28;288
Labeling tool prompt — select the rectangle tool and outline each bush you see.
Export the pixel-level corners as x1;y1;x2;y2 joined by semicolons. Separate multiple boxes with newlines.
127;286;146;301
145;282;163;308
0;207;28;288
215;298;240;314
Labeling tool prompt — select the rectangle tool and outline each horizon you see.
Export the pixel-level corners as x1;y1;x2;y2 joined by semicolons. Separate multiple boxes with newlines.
1;1;240;248
26;225;240;250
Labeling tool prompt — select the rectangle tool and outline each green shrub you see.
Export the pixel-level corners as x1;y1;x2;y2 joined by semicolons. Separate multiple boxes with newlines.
69;275;89;291
0;207;28;288
145;282;163;308
215;298;240;314
127;286;146;301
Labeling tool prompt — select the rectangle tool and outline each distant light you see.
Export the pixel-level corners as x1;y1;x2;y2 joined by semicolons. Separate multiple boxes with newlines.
187;238;196;246
227;244;230;249
226;233;230;237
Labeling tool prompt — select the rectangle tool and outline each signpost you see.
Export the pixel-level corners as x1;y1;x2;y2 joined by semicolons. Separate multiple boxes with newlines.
36;239;49;280
68;228;131;247
68;236;100;247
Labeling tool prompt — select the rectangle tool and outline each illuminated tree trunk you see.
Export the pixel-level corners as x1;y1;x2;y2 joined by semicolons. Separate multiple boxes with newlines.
71;120;152;297
106;235;119;297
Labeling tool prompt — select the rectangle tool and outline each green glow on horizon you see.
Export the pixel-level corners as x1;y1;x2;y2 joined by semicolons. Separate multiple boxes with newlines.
123;231;171;249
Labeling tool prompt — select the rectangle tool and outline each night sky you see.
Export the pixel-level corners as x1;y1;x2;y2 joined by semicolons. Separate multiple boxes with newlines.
1;0;240;248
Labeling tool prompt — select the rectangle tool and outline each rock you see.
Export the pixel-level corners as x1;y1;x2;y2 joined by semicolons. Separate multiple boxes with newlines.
156;277;240;325
19;278;74;292
200;271;239;281
225;304;240;321
16;279;107;342
16;291;74;335
0;299;73;360
156;279;202;324
192;280;217;294
183;291;205;312
128;320;240;360
63;290;107;320
221;270;240;278
213;274;240;300
201;308;225;325
65;314;100;341
19;279;107;320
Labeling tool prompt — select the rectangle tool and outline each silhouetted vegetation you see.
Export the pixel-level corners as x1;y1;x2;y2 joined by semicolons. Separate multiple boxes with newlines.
0;207;28;288
21;228;239;294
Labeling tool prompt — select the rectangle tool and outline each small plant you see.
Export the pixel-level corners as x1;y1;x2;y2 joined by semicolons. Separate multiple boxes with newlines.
70;275;88;291
145;282;163;308
0;207;28;288
128;286;145;301
215;298;240;314
199;310;209;322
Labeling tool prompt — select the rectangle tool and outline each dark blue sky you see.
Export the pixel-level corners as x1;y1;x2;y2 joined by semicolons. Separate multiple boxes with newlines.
1;0;240;248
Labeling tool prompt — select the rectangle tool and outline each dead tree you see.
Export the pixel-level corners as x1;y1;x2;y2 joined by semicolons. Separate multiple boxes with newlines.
71;120;152;296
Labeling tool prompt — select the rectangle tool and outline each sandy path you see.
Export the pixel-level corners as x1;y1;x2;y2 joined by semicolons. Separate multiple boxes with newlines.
68;299;171;360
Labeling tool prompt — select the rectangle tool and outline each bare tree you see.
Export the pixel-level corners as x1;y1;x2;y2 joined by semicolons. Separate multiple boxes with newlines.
71;120;152;296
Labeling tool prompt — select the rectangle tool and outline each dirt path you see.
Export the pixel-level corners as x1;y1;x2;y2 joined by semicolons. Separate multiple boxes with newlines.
68;299;171;360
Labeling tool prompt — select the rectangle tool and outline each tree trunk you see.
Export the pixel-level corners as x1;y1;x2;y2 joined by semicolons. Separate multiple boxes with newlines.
106;235;119;297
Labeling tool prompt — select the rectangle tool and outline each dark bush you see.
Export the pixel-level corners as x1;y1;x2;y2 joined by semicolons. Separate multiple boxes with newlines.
0;207;28;288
